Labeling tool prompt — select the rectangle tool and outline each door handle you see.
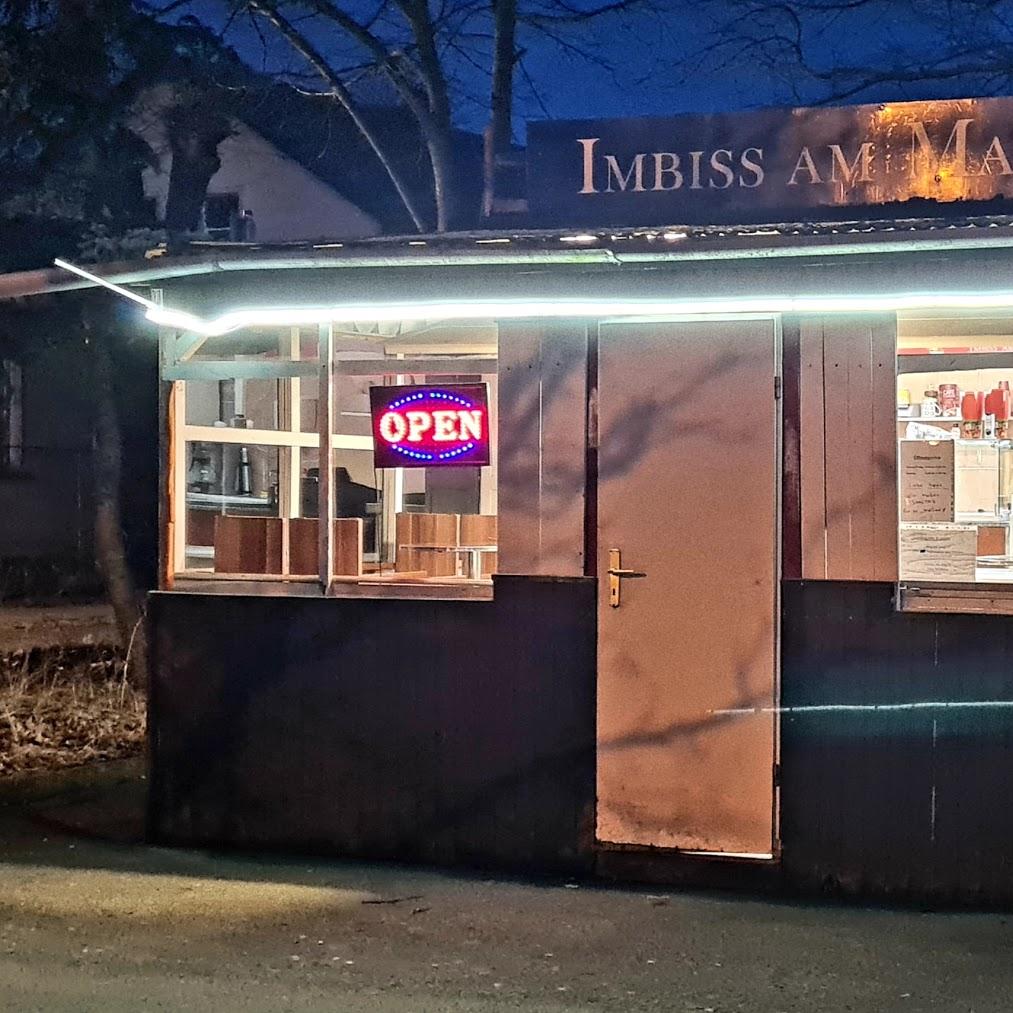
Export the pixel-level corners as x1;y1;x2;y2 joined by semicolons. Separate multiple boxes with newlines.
608;548;646;608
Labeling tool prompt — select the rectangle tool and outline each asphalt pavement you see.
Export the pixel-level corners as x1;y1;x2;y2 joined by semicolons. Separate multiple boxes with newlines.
0;761;1010;1012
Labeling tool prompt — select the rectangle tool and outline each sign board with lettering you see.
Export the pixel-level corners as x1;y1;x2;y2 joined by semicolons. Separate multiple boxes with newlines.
899;523;977;582
900;440;955;523
527;97;1013;226
369;383;490;469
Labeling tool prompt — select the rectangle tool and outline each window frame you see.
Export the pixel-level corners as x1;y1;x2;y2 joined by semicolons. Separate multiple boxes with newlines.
895;320;1013;615
161;322;499;598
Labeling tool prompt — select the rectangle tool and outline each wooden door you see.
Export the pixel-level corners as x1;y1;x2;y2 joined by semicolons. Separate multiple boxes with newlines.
596;318;779;856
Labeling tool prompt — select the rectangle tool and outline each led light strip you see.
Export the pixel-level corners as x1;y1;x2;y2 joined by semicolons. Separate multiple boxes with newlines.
54;257;1013;336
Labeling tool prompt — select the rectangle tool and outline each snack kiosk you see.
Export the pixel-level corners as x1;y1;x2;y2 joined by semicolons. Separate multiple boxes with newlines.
31;95;1013;904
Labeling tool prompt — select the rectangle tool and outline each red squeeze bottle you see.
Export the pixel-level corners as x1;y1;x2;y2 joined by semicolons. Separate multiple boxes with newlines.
996;389;1011;439
961;392;983;438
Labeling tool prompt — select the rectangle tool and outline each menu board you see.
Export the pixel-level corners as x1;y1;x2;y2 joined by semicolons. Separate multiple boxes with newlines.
899;523;976;581
900;440;955;522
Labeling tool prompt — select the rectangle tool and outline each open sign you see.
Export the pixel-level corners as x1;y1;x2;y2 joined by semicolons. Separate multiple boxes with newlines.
369;383;491;468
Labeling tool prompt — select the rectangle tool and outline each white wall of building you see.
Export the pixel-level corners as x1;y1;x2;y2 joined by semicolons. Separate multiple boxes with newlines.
132;88;380;243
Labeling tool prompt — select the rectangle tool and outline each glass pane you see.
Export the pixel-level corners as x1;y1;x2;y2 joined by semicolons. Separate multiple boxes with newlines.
190;328;319;362
897;311;1013;585
302;448;381;563
176;321;500;584
184;441;280;574
332;347;388;437
370;369;499;579
185;377;281;429
300;373;319;434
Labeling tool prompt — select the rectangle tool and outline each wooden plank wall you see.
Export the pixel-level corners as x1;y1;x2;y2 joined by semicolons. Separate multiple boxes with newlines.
798;314;898;581
781;580;1013;905
497;323;588;576
148;576;597;871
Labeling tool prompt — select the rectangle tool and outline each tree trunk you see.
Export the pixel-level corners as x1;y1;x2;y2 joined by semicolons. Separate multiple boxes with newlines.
89;319;147;684
163;103;231;238
485;0;518;217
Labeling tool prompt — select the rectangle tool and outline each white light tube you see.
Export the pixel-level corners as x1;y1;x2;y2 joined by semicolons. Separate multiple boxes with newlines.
140;291;1013;336
54;257;1013;336
54;258;160;309
54;259;209;332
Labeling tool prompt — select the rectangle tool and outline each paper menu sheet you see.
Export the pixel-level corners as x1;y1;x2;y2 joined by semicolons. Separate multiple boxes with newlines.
899;523;976;581
900;440;954;522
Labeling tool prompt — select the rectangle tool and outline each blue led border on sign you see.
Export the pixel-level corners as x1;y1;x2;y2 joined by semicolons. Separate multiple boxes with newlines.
387;390;474;410
390;440;478;462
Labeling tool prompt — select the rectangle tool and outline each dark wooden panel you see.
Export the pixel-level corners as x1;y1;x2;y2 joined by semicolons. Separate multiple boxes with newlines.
147;575;596;871
781;316;802;580
798;315;897;581
213;515;281;574
781;580;1013;905
187;510;215;548
497;323;588;576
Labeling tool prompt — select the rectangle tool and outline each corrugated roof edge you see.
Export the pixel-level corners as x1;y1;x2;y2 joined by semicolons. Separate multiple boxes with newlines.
7;216;1013;301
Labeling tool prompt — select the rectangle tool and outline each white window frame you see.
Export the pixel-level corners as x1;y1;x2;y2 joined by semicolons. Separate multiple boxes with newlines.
161;322;498;598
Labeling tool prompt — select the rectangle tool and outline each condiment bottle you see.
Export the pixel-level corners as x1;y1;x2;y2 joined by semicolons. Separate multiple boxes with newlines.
995;388;1011;440
961;391;984;438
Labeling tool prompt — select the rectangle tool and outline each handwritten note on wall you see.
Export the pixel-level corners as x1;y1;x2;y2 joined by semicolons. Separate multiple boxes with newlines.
900;440;955;522
900;523;977;581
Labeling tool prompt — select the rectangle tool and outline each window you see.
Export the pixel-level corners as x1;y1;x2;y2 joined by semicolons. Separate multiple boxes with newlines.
202;193;240;239
167;320;498;594
896;309;1013;608
0;359;23;472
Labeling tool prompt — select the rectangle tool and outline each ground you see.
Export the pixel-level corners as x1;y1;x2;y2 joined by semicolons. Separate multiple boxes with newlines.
0;605;143;776
0;762;1010;1012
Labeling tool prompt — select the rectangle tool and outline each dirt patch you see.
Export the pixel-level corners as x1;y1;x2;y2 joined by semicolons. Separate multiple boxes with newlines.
0;646;144;775
0;604;117;652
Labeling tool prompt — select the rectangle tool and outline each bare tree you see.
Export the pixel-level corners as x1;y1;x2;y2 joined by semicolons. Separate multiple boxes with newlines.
156;0;659;232
690;0;1013;105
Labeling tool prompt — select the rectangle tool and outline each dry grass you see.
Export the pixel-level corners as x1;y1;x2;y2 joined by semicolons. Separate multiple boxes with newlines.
0;647;145;775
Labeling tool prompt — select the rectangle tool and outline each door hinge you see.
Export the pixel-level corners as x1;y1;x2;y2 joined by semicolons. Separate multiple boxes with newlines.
774;375;782;400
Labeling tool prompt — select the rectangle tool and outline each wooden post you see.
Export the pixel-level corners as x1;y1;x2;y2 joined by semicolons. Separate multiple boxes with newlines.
278;326;302;576
157;320;176;588
157;306;188;585
380;355;407;567
318;322;334;589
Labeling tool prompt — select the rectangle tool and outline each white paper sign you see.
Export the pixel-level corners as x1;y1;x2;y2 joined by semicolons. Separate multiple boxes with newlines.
900;440;955;522
899;523;976;581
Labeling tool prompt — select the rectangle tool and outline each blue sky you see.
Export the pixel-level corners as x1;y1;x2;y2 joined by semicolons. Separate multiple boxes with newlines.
178;1;997;138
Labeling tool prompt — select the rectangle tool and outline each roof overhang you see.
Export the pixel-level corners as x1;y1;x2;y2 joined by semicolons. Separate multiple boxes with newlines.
9;219;1013;331
0;218;1010;298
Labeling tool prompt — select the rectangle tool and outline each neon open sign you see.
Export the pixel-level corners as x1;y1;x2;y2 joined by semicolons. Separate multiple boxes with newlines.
369;383;491;468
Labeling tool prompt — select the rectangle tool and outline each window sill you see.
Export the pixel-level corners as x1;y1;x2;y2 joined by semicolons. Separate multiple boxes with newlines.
169;572;494;602
897;582;1013;615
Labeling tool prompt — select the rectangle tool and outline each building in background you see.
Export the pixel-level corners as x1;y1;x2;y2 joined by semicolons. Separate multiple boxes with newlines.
0;75;451;599
131;85;380;245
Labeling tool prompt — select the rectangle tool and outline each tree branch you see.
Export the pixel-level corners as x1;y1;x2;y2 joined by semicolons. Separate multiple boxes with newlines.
247;0;430;231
